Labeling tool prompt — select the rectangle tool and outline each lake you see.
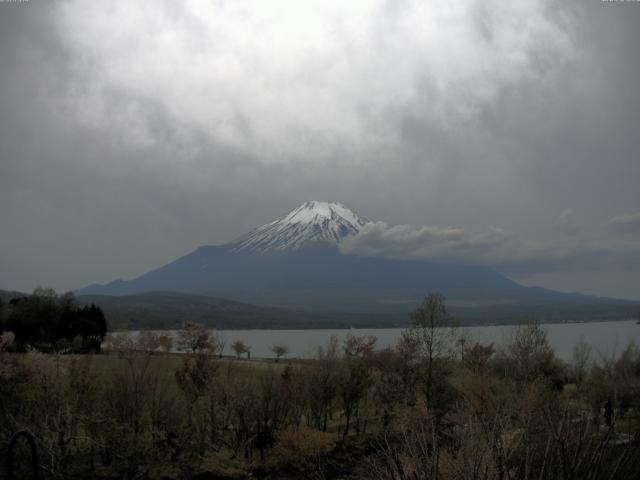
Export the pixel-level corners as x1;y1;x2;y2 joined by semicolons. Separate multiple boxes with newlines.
122;319;640;361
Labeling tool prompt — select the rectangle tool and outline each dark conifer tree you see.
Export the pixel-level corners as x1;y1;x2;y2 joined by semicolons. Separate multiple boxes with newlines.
3;291;107;352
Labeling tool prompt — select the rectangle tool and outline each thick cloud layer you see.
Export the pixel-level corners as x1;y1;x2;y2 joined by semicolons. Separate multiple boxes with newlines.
342;222;556;265
341;219;640;268
1;0;639;300
54;0;574;164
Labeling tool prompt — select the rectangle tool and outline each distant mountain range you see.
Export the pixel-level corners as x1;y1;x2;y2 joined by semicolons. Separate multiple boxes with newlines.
0;288;400;330
74;201;639;327
3;286;634;332
75;291;389;330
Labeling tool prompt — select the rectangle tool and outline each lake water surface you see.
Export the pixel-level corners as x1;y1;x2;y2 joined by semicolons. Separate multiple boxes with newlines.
126;320;640;361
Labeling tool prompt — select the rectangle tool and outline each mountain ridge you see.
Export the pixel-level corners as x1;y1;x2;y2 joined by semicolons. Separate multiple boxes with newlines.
75;201;639;321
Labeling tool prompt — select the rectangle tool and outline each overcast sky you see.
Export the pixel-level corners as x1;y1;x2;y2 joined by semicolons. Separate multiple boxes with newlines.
1;0;639;300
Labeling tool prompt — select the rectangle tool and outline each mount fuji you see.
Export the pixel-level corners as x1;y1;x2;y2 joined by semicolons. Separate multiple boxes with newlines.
232;201;368;252
78;201;637;323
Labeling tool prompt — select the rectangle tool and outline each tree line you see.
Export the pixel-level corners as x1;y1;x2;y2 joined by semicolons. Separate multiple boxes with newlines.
0;287;107;353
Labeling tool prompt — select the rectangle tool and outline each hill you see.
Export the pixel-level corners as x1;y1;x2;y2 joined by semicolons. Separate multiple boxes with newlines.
75;291;402;330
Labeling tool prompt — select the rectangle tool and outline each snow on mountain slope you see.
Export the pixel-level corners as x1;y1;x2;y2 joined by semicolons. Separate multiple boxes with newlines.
231;201;369;252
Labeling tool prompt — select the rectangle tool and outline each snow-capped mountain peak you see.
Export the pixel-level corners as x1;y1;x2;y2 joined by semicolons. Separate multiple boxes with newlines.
231;201;368;252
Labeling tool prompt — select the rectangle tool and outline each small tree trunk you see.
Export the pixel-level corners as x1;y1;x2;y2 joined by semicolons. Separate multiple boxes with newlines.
323;403;328;432
343;411;351;438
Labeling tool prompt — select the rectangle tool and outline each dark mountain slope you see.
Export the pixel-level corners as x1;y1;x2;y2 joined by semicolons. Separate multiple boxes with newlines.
77;245;634;315
76;290;398;330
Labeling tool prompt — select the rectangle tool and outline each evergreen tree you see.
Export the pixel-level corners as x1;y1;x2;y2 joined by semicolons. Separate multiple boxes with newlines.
3;290;108;352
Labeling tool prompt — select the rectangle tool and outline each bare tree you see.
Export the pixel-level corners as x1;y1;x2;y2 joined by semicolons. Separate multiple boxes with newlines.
339;335;376;437
463;341;495;374
0;331;15;351
217;334;226;358
571;340;592;386
175;352;219;421
409;293;454;405
344;334;376;359
177;323;220;354
158;334;173;353
137;331;161;354
306;335;340;432
271;344;289;362
506;320;558;383
231;340;249;359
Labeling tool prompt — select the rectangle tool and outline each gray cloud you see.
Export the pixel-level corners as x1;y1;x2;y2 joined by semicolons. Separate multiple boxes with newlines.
555;209;581;237
0;0;639;300
53;0;575;164
340;220;639;269
609;213;640;234
340;222;524;264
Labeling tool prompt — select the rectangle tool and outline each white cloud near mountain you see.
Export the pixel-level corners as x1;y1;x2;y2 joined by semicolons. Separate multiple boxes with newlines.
340;220;639;270
608;212;640;234
342;221;549;265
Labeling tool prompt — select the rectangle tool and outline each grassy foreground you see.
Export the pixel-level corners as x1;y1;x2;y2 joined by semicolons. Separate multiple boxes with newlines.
2;321;640;479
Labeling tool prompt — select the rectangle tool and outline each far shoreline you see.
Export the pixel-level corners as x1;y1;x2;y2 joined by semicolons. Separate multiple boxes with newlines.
112;316;639;333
